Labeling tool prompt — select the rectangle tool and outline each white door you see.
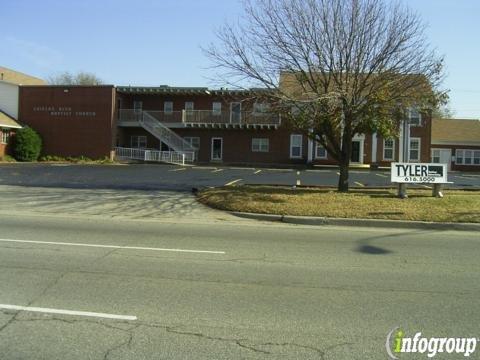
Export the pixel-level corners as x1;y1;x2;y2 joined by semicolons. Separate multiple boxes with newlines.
431;149;452;170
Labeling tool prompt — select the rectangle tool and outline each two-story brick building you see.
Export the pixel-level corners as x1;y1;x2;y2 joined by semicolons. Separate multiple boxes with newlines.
16;81;433;167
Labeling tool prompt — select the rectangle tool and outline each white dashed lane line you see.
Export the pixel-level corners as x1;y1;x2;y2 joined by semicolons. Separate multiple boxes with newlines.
0;304;137;321
225;179;242;186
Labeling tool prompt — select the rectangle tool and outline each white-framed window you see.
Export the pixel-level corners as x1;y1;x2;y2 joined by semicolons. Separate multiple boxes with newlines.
315;142;327;159
212;102;222;115
456;149;480;165
431;149;441;163
409;108;422;126
164;101;173;114
409;137;421;162
133;100;143;114
184;137;200;150
130;135;147;149
383;138;395;161
253;102;269;115
252;138;269;152
185;102;194;111
290;134;303;158
1;128;10;144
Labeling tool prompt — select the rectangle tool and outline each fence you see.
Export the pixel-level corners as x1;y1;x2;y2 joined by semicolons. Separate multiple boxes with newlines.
115;147;195;165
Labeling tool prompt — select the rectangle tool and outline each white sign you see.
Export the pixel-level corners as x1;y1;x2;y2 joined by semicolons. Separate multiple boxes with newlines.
391;162;447;183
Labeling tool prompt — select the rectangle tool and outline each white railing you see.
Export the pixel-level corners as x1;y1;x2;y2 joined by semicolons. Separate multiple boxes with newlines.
118;109;281;126
140;111;195;152
115;147;195;165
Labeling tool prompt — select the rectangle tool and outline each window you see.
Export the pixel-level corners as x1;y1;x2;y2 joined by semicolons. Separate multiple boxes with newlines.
383;138;395;161
212;102;222;115
130;135;147;149
315;143;327;159
164;101;173;114
133;101;142;113
1;129;10;144
290;134;303;158
464;150;473;165
252;138;269;152
409;108;422;126
409;138;421;162
184;137;200;150
185;102;194;111
455;149;480;165
253;102;269;115
431;149;441;163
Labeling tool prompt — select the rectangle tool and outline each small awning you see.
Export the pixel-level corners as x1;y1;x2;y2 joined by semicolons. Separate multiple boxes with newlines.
0;111;22;129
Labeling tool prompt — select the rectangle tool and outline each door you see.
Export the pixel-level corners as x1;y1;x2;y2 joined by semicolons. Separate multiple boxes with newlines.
211;138;223;161
351;141;361;163
185;101;194;122
230;102;241;124
432;149;452;170
133;100;143;121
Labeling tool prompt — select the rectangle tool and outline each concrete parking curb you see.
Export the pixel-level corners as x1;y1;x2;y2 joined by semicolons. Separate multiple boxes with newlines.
231;211;480;231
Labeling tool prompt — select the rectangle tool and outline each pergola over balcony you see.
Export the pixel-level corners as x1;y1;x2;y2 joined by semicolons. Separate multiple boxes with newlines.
117;109;281;129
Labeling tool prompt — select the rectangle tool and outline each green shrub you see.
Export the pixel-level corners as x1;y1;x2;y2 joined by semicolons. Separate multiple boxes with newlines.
14;127;42;162
0;155;16;162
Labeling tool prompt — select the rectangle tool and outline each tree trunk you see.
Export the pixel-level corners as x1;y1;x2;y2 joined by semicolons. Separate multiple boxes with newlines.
337;123;352;192
338;159;350;192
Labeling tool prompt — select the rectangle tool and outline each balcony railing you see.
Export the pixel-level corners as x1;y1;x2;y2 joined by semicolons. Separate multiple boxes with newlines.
118;109;280;126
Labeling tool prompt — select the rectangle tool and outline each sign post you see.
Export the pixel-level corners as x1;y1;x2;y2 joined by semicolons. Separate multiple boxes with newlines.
391;163;450;198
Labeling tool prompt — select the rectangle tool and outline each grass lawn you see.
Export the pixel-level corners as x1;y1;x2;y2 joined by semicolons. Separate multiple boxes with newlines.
198;186;480;223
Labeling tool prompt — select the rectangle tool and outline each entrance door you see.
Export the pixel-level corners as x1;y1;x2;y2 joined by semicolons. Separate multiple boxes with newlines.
230;102;241;124
211;138;223;161
432;149;452;170
351;141;361;163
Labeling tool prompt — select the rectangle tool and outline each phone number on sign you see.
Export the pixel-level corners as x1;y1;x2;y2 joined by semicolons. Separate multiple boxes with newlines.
404;176;437;183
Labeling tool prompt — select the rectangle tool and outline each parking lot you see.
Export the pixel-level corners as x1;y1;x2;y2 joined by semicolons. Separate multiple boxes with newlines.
0;163;478;190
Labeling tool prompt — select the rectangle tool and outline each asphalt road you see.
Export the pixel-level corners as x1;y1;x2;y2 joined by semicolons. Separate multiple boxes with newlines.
0;163;479;190
0;214;479;359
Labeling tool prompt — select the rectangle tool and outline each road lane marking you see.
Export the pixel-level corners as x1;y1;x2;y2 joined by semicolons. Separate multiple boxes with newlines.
254;170;262;174
0;238;225;254
0;304;137;321
225;179;242;186
229;167;255;170
169;168;186;172
192;166;217;170
354;182;365;187
375;173;388;178
211;169;224;173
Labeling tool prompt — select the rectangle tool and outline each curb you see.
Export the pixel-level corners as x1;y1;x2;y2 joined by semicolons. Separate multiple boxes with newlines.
231;212;480;231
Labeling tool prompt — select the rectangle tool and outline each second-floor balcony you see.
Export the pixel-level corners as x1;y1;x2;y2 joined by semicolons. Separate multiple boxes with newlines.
117;109;281;129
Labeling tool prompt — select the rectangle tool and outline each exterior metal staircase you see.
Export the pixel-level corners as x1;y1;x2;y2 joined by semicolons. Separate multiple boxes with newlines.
115;110;196;165
140;111;195;153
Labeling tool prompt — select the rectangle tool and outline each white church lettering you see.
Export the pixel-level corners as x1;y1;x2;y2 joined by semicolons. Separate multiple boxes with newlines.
33;106;96;117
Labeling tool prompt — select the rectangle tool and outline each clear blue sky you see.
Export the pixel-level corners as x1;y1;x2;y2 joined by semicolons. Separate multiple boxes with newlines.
1;0;479;118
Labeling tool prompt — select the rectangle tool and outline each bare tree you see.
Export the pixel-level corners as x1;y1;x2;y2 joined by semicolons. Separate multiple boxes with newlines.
47;71;104;85
432;102;455;119
204;0;446;191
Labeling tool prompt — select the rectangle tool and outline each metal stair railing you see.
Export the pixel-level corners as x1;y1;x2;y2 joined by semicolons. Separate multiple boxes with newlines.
140;111;195;152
